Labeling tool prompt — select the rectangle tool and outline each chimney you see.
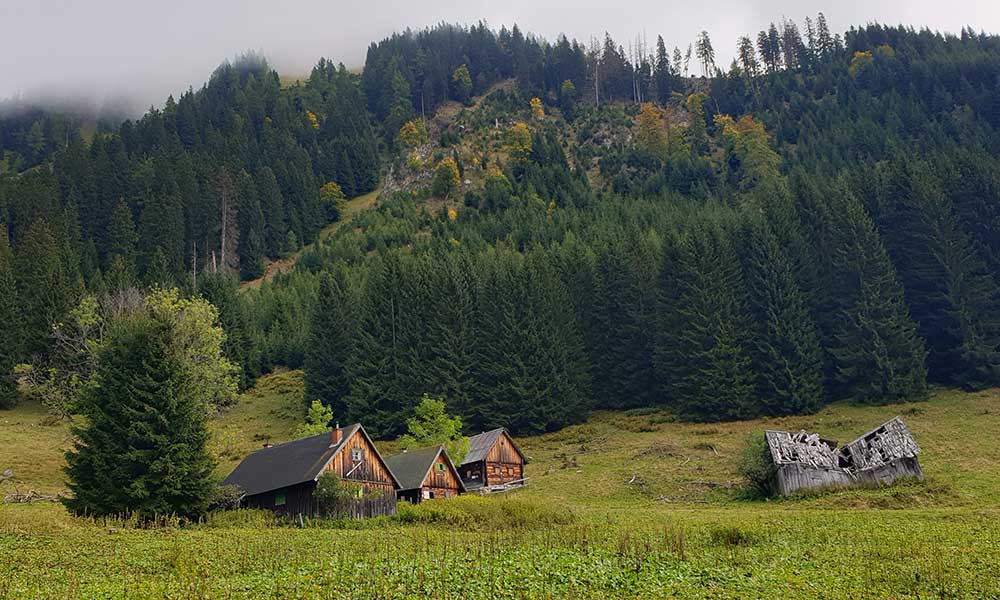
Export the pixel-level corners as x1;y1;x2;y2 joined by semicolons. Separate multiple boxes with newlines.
331;423;342;446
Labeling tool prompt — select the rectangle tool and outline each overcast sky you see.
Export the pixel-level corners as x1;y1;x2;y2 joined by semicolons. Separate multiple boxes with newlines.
2;0;998;112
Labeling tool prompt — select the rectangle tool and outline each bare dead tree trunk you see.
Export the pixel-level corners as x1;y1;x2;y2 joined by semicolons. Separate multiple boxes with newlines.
191;240;197;291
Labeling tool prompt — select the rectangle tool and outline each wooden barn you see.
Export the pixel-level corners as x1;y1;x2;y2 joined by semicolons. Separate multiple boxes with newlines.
383;445;465;503
765;417;923;496
457;428;528;493
223;424;400;517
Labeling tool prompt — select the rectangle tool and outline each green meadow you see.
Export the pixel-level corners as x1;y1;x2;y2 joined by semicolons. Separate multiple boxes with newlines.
2;373;999;598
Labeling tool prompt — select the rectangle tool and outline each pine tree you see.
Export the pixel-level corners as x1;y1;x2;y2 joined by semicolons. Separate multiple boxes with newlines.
827;191;927;404
64;318;215;518
740;218;825;415
876;162;1000;389
235;170;265;280
656;222;757;421
0;227;20;408
15;219;77;358
198;274;258;389
304;269;357;419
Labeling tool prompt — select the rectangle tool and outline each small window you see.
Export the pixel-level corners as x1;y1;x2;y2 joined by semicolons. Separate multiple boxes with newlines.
436;463;446;472
351;447;363;463
274;492;286;506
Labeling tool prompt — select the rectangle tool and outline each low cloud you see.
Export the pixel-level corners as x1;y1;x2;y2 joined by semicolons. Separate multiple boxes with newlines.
2;0;997;114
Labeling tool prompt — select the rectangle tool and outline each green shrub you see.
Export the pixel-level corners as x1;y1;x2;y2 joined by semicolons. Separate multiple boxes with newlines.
203;509;278;529
708;524;758;547
736;431;777;497
207;484;244;511
314;472;354;515
394;495;575;530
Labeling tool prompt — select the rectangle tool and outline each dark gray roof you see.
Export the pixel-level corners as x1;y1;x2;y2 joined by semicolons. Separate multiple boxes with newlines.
383;446;465;492
460;428;528;465
223;424;363;497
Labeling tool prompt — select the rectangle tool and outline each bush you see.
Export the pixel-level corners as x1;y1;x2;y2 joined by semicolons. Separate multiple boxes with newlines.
203;509;278;529
314;472;354;515
736;431;777;498
207;484;244;511
708;524;758;547
394;495;574;531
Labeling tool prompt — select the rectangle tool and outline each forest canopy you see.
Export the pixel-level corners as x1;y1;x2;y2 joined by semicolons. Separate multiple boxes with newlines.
3;19;1000;436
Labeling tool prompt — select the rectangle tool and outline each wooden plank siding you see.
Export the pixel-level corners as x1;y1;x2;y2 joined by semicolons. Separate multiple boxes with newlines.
242;429;397;517
421;453;463;499
321;429;396;494
458;431;526;488
483;431;525;485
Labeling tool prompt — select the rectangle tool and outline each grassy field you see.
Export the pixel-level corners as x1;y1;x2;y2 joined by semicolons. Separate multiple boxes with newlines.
2;376;999;598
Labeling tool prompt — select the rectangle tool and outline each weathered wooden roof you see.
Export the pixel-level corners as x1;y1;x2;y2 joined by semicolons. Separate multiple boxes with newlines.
460;428;528;465
383;445;465;492
223;423;399;497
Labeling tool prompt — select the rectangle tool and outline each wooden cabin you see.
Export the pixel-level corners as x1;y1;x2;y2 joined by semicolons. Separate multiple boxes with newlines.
223;423;400;517
457;428;528;493
383;445;465;503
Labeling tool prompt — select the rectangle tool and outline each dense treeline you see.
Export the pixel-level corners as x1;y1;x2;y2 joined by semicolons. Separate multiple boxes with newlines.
0;55;378;374
361;21;685;136
4;20;1000;438
284;21;1000;436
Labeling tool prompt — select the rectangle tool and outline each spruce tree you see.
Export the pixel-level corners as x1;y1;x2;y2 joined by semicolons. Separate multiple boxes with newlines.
106;199;138;289
877;161;1000;389
235;170;266;280
64;318;215;519
827;191;927;404
0;228;20;409
15;219;77;358
304;268;357;419
590;231;661;409
198;274;258;389
656;222;757;421
255;167;288;259
344;252;418;437
739;218;825;415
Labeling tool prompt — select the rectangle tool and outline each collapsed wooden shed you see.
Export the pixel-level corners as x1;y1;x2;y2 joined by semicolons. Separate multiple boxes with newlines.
765;417;923;496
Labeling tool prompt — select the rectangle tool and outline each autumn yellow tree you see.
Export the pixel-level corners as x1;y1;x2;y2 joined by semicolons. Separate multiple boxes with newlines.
319;181;346;220
452;65;473;103
685;93;708;154
714;114;782;191
848;50;874;78
432;157;461;198
634;103;668;161
398;119;428;148
504;122;533;164
319;181;345;202
306;110;320;130
530;97;545;120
